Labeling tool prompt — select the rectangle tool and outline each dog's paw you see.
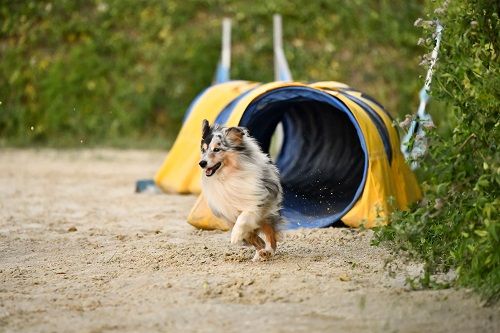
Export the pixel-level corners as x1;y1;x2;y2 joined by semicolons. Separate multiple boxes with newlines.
230;226;245;245
251;249;274;262
258;249;274;260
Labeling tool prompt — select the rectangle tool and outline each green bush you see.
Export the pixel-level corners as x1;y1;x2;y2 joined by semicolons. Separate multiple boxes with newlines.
0;0;427;147
375;0;499;303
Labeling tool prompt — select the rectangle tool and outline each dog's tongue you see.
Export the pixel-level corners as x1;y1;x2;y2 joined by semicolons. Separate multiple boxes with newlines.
205;168;214;176
205;162;221;177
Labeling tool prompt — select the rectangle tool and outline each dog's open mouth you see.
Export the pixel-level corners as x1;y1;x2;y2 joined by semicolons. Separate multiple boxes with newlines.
205;162;222;177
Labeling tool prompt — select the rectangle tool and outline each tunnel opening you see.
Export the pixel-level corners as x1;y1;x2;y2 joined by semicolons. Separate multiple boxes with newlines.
239;87;368;228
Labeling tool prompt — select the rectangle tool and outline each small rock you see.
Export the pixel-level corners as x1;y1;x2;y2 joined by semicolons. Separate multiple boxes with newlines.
339;273;351;282
116;235;126;241
68;226;77;232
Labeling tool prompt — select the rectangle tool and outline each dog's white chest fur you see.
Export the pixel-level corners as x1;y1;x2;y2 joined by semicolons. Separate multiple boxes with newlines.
202;168;265;224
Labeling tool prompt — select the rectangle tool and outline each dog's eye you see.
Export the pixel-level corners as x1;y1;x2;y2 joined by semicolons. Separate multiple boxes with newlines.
213;148;221;152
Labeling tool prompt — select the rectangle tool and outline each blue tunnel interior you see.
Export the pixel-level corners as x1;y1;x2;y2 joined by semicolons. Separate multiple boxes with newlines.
238;87;368;229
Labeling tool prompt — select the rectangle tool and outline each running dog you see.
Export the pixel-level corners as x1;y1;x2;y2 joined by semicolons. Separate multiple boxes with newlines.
199;119;283;261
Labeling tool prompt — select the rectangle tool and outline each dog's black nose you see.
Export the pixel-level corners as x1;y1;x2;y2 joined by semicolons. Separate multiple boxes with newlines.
199;160;207;168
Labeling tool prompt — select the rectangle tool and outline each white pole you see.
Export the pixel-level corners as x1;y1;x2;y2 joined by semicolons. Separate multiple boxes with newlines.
273;14;282;81
273;14;292;81
270;15;289;159
222;18;231;72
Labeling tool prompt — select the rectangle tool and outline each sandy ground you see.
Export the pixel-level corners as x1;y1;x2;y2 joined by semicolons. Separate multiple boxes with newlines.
0;149;498;333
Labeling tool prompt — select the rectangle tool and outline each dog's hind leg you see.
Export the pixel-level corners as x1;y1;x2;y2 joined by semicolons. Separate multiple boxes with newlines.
253;221;277;261
246;231;267;262
261;222;277;252
246;231;265;250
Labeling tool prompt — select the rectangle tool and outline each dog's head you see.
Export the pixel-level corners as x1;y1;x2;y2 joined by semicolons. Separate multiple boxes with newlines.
199;119;247;177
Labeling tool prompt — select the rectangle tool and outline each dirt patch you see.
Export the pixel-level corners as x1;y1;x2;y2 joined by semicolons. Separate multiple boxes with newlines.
0;149;498;332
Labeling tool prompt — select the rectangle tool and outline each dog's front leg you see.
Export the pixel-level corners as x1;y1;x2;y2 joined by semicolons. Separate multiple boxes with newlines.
231;211;259;245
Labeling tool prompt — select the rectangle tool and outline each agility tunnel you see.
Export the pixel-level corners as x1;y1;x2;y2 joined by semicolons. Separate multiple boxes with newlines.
154;80;422;230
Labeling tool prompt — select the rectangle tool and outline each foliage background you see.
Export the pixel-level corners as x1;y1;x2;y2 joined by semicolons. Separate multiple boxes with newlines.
374;0;499;303
1;0;428;147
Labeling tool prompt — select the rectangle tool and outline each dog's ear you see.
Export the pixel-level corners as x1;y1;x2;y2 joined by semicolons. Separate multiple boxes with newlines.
225;127;245;145
202;119;210;139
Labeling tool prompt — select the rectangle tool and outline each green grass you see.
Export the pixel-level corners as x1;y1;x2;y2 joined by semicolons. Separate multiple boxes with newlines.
1;0;429;147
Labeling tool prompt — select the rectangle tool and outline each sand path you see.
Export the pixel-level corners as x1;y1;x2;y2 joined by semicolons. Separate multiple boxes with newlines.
0;149;497;332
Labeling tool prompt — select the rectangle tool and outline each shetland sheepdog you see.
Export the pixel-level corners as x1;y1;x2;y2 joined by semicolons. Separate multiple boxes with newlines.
199;119;283;261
